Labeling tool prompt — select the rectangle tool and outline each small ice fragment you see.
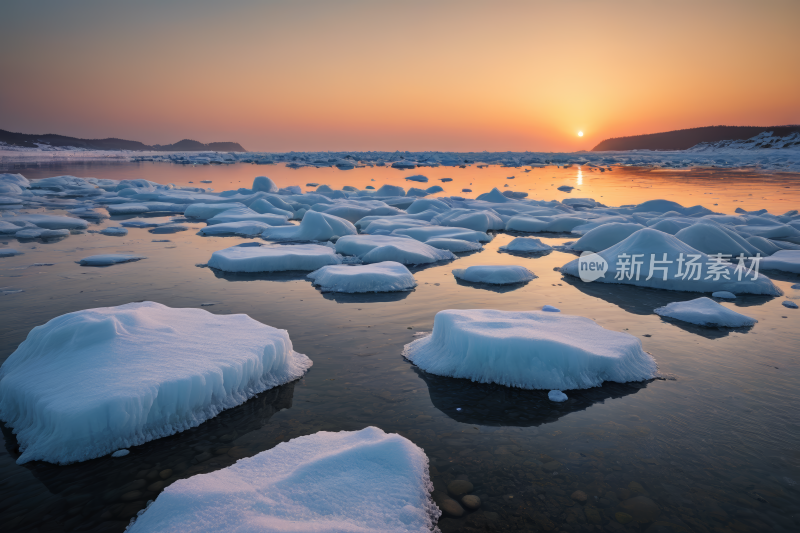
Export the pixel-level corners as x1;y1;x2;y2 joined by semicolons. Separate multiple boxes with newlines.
557;185;574;192
542;305;560;312
792;283;800;289
111;449;130;458
200;303;215;307
712;291;736;299
548;390;568;402
78;254;146;266
456;408;462;411
783;300;799;309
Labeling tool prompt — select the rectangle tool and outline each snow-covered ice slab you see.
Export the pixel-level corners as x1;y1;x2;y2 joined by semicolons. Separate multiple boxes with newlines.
404;309;657;390
425;238;483;253
5;214;88;231
336;235;455;265
453;265;536;285
208;244;342;272
262;210;356;242
760;250;800;274
0;302;312;464
568;223;644;252
127;427;438;533
206;206;290;227
654;297;757;327
0;248;23;258
560;228;782;295
308;262;416;293
99;227;128;236
498;237;553;253
78;254;146;266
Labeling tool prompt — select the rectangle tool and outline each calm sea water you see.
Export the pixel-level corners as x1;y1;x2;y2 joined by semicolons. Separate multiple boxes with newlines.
1;161;799;533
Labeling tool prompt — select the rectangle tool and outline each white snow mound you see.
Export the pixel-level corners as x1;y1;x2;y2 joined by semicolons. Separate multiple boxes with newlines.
498;237;553;253
336;235;455;265
127;427;439;533
208;244;342;272
654;297;757;327
262;210;356;242
453;265;536;285
404;309;657;390
308;262;416;293
0;302;312;464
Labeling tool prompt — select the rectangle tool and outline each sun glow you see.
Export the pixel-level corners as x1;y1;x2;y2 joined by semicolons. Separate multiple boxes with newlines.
578;131;584;137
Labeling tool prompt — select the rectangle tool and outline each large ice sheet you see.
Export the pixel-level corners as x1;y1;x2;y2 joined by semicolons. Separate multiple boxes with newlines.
127;427;439;533
654;297;757;327
404;309;657;390
208;244;343;272
761;250;800;273
308;262;416;293
0;302;311;464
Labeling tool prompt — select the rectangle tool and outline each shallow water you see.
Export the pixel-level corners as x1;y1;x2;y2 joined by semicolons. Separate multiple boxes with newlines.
1;162;799;533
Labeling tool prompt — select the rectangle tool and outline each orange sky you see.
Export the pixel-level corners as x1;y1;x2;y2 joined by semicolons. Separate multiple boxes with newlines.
2;0;799;152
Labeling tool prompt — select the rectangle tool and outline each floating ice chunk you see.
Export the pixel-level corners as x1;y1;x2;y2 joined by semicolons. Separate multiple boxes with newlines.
498;237;553;253
654;297;757;327
262;210;356;242
119;217;176;228
745;236;783;256
184;203;246;220
648;218;695;235
548;390;568;402
0;248;23;257
308;262;416;293
126;427;438;533
361;218;431;234
560;229;782;295
505;215;587;233
99;227;128;236
106;204;150;215
198;221;272;237
431;209;504;232
78;254;146;266
373;184;406;196
252;176;279;193
392;226;491;243
542;305;560;312
6;214;88;230
336;235;455;265
208;244;342;272
426;185;444;194
405;174;429;182
452;265;536;285
111;449;129;458
761;250;800;274
248;199;294;218
206;206;290;226
712;291;736;299
0;302;311;464
404;309;657;390
406;198;450;214
557;185;574;192
569;223;645;252
783;300;798;309
425;238;483;253
462;188;472;192
392;160;417;169
675;223;759;257
0;221;28;234
15;228;70;239
475;188;510;203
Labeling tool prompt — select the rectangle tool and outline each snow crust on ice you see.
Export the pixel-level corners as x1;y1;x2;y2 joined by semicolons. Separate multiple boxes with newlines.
78;254;146;266
100;227;128;236
198;221;272;237
5;214;88;230
425;238;483;253
674;223;759;257
392;226;491;243
335;235;455;265
185;203;246;220
262;210;356;242
711;291;736;299
308;262;416;293
14;228;70;239
654;297;757;327
206;206;291;226
208;244;342;272
498;237;553;253
560;229;782;295
548;390;568;402
404;309;657;390
0;302;311;464
452;265;536;285
761;250;800;273
127;427;439;533
783;300;799;309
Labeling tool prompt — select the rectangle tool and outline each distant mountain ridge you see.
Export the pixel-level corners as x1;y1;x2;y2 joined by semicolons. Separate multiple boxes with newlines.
0;129;245;152
592;125;800;152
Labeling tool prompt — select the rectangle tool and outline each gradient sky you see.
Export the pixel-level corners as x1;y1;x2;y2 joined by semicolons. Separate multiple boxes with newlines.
2;0;799;152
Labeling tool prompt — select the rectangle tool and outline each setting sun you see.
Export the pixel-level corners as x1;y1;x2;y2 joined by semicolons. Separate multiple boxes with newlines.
578;131;584;137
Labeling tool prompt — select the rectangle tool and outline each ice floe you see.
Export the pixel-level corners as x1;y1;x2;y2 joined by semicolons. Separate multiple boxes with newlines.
452;265;536;285
0;302;311;464
208;244;342;272
197;221;272;237
548;390;568;402
308;262;416;293
99;226;128;236
654;297;757;327
404;309;657;390
335;235;455;265
126;427;438;533
262;210;356;242
0;248;23;257
761;250;800;273
78;254;146;266
498;237;553;253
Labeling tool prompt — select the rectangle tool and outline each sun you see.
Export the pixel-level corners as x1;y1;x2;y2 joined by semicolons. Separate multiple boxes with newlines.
578;131;584;137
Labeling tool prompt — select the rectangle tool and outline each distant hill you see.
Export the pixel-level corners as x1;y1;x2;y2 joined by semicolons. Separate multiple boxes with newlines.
592;125;800;152
0;129;246;152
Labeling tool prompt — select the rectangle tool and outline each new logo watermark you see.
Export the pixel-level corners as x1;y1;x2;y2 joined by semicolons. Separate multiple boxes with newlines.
578;251;608;282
